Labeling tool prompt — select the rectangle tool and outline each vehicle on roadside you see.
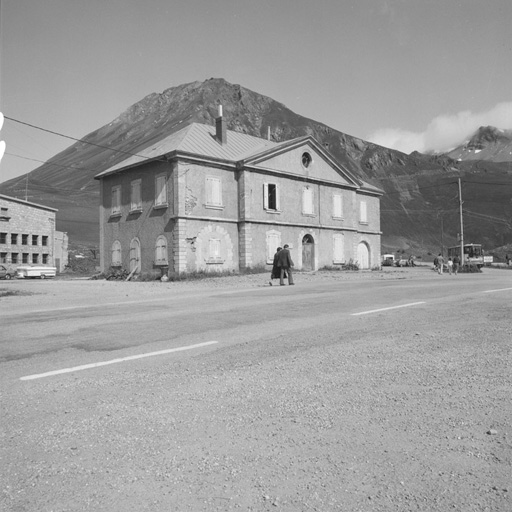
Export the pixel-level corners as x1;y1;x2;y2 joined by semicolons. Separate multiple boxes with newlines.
16;265;57;279
0;264;17;280
447;243;484;268
381;254;395;266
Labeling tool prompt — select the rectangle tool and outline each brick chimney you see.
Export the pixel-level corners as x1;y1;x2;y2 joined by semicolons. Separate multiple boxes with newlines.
215;105;227;145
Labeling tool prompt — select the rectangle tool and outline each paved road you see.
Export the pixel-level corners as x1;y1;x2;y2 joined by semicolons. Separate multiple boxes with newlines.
2;268;510;381
1;268;511;511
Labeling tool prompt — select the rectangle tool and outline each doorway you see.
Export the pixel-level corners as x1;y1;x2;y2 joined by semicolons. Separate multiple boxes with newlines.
302;234;314;271
357;242;370;269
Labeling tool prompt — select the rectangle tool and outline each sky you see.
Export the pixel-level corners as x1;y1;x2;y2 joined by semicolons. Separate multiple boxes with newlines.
0;0;511;184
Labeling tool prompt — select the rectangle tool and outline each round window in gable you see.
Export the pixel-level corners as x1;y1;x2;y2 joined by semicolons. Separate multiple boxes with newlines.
301;152;312;169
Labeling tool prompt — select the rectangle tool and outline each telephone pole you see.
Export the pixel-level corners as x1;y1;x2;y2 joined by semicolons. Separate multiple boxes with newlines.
458;178;464;265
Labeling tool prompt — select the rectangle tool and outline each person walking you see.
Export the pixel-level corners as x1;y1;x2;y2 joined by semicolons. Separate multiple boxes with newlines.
437;253;445;275
277;244;294;285
447;257;453;275
453;255;460;275
269;247;283;286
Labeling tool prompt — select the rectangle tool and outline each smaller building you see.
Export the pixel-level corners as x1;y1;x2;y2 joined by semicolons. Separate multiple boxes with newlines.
0;194;68;270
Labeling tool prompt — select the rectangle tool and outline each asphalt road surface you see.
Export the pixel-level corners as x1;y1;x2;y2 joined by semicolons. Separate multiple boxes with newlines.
1;267;511;511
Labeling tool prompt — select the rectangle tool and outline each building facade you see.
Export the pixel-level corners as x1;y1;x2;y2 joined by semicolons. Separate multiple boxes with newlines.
0;194;67;269
95;116;382;275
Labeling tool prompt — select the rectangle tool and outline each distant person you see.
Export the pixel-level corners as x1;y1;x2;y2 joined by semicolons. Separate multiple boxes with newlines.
277;244;294;286
269;247;283;286
433;255;439;272
453;255;460;275
447;257;453;275
437;253;445;275
506;254;511;266
408;255;415;267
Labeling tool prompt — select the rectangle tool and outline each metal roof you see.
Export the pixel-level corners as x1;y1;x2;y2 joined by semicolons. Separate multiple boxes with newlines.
96;123;279;178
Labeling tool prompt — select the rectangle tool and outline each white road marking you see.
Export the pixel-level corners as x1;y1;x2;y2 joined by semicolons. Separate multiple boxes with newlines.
483;287;512;293
351;302;425;316
20;341;218;381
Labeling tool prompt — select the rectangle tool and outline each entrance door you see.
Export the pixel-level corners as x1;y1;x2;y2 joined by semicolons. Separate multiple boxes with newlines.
130;238;141;273
357;242;370;269
302;235;314;271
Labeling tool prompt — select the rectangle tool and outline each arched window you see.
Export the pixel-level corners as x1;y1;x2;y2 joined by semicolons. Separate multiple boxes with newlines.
129;238;141;273
111;240;122;267
155;235;168;265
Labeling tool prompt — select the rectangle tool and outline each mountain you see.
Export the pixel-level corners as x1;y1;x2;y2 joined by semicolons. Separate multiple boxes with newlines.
1;78;512;255
445;126;512;163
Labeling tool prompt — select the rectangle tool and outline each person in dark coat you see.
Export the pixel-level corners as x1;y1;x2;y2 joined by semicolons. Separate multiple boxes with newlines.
269;247;284;286
277;244;294;285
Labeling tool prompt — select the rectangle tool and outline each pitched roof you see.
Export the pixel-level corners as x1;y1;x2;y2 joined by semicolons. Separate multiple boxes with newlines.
95;123;279;178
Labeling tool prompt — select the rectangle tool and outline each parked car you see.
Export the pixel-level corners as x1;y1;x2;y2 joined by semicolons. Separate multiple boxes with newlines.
0;264;17;280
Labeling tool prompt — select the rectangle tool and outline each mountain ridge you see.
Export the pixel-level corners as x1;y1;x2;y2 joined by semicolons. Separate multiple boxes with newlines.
1;78;511;254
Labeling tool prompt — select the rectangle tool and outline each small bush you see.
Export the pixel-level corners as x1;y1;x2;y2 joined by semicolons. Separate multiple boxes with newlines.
90;267;130;280
459;263;482;273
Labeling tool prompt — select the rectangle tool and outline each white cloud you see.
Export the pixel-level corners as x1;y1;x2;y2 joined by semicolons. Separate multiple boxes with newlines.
367;102;512;154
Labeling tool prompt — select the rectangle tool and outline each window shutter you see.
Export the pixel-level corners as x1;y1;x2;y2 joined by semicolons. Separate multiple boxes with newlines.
360;201;367;223
263;183;269;209
303;187;313;214
333;234;344;263
333;194;342;218
155;176;167;206
275;185;281;211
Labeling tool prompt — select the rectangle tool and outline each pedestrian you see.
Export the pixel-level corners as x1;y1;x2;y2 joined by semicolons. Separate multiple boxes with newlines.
437;253;444;275
269;247;283;286
433;255;439;272
447;257;453;275
453;255;460;275
506;254;511;266
277;244;294;285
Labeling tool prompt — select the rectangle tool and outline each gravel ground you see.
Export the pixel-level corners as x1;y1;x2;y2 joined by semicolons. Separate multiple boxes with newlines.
1;266;511;511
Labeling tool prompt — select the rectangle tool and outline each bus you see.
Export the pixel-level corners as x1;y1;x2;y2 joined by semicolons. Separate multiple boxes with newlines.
447;243;484;268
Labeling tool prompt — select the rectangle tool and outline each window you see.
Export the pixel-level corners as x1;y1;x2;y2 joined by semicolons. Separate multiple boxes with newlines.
130;179;142;211
11;253;18;264
129;238;141;273
11;233;18;245
111;185;122;216
42;254;49;264
0;252;6;263
22;253;29;263
155;175;168;207
302;152;312;168
208;238;221;260
333;234;344;264
332;193;343;219
32;254;39;264
359;200;368;224
0;207;9;221
206;176;222;208
263;183;280;212
155;236;168;265
266;230;281;264
0;232;6;244
111;240;122;267
302;187;314;215
32;235;38;246
42;236;48;246
22;234;28;245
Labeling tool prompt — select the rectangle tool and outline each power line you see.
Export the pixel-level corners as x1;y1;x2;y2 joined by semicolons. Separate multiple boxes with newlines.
4;115;167;163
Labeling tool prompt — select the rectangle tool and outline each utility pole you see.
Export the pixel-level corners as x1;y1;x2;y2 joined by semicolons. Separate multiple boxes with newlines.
458;178;464;265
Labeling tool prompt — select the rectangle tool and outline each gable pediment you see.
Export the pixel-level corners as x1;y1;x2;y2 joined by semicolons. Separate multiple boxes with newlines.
241;137;361;188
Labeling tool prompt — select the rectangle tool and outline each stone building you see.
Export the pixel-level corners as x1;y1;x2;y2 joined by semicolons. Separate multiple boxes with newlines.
95;112;382;275
0;194;68;271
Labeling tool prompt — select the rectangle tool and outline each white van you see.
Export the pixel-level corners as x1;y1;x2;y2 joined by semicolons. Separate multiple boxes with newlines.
16;266;57;279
